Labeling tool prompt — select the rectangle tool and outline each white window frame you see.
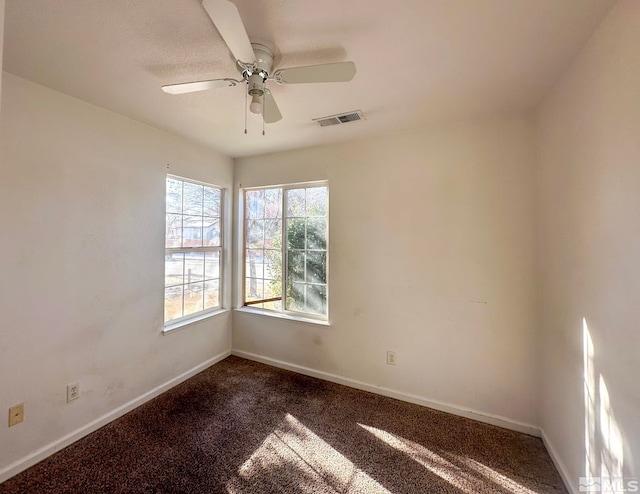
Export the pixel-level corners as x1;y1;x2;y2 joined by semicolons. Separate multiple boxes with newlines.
241;181;329;321
164;175;224;327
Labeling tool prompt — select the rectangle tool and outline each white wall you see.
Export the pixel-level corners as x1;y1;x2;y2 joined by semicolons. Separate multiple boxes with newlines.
537;0;640;488
0;0;5;107
233;114;539;429
0;73;233;478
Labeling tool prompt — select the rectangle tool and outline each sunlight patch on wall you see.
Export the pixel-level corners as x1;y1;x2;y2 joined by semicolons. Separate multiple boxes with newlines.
584;317;597;477
583;318;625;480
598;376;624;479
226;414;390;493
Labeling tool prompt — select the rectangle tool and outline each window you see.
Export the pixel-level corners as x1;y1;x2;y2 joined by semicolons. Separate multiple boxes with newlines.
165;176;223;325
243;182;328;318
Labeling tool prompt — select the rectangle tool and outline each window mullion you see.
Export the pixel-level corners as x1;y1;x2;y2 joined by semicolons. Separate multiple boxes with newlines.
242;190;248;309
200;184;205;246
219;189;225;306
180;181;185;249
281;188;287;312
304;200;308;312
166;246;220;254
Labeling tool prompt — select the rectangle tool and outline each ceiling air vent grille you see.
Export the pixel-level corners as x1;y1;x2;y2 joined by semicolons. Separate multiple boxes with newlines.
313;110;364;127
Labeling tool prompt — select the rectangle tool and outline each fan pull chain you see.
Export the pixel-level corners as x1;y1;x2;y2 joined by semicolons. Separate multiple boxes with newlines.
244;82;248;135
262;89;266;136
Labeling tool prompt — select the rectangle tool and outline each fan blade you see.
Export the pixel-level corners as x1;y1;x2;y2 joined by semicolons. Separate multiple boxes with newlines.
263;90;282;123
202;0;255;65
274;62;356;84
162;78;238;94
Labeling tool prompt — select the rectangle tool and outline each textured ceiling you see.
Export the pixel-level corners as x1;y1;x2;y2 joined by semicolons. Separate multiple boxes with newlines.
3;0;614;158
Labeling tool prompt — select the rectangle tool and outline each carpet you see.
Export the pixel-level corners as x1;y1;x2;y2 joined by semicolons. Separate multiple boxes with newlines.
0;356;566;493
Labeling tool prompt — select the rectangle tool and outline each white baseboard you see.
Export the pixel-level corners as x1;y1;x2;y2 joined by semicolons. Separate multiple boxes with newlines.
541;429;576;494
0;350;231;484
231;349;541;438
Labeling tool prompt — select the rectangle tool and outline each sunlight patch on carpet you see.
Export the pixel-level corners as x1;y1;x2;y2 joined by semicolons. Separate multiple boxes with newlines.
359;423;541;494
227;414;391;493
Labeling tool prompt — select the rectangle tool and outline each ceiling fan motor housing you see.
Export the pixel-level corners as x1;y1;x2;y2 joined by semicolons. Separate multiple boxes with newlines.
244;44;274;101
243;43;274;96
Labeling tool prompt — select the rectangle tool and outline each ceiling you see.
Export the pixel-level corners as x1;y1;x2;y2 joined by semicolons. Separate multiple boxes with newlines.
3;0;614;158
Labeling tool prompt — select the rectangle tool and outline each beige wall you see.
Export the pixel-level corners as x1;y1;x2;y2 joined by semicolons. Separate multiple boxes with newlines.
0;0;5;107
0;73;233;479
537;0;640;486
234;114;540;429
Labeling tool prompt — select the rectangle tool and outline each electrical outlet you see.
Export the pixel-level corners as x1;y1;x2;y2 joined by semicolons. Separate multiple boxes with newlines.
9;403;24;427
387;351;397;366
67;383;80;402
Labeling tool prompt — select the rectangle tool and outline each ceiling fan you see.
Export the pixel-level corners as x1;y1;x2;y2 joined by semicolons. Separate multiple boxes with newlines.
161;0;357;126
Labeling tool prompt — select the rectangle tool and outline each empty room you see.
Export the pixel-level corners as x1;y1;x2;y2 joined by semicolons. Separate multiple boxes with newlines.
0;0;638;492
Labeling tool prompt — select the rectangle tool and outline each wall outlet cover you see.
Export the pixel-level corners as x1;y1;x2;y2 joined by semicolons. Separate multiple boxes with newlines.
387;351;397;366
67;383;80;402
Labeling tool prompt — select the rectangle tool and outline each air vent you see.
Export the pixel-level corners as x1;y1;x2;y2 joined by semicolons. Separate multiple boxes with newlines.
313;110;364;127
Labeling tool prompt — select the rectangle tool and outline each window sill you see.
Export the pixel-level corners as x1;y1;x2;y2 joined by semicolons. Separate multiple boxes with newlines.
235;307;330;327
163;308;231;334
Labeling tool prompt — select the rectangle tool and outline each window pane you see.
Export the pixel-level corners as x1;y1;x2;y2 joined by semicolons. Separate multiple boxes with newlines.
165;253;184;287
204;280;219;309
166;178;183;214
247;219;264;249
264;219;281;249
286;218;305;250
183;182;204;215
264;278;282;299
184;252;205;283
286;282;305;312
165;285;183;321
306;218;327;250
264;188;282;218
204;252;220;280
182;215;203;248
246;278;264;302
246;249;264;279
263;249;281;280
203;218;220;247
288;251;305;282
306;284;327;315
184;282;204;316
306;186;327;217
306;251;326;284
286;188;305;217
166;214;182;248
246;190;265;219
204;186;221;217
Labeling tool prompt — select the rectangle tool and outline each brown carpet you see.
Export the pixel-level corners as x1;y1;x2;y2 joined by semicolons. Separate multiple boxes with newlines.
0;356;566;493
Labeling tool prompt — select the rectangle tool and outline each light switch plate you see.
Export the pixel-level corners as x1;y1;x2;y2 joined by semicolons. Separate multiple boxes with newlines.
9;403;24;427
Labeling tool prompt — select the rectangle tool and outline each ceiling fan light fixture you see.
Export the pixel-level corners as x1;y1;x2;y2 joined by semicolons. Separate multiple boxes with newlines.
249;94;262;115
